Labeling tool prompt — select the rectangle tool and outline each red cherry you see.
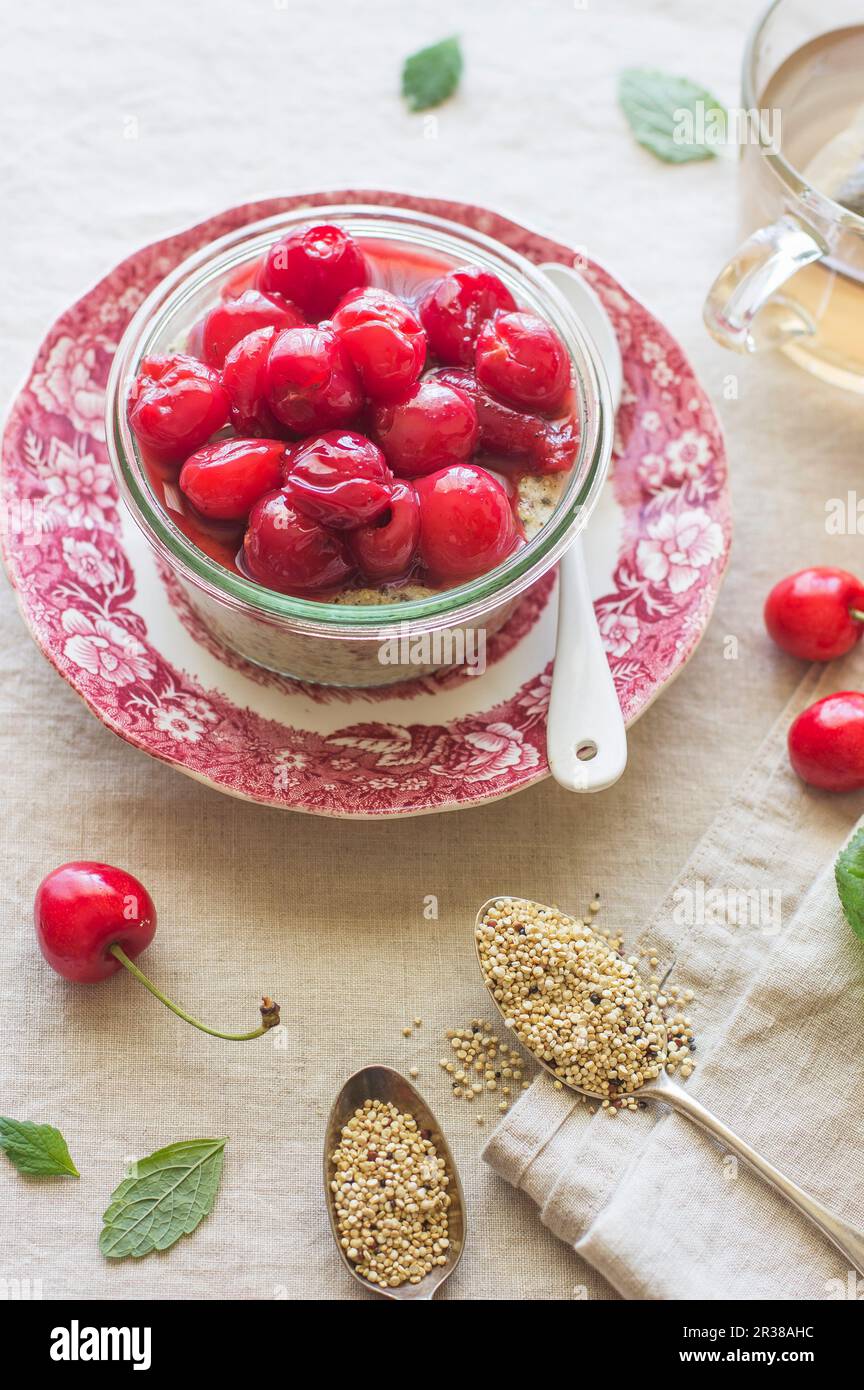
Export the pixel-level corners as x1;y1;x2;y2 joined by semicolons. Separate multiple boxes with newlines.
475;311;570;412
764;568;864;662
258;223;369;320
222;327;283;436
34;862;280;1039
128;354;229;464
265;325;363;436
34;861;156;984
331;287;426;402
349;480;420;581
243;488;354;593
201;289;304;368
419;267;517;366
286;430;393;529
430;367;578;474
371;378;478;479
179;438;287;521
415;464;519;582
788;692;864;792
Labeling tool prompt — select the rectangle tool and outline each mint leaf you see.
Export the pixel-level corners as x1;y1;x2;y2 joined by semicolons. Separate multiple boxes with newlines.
0;1118;79;1177
402;36;463;112
618;68;727;164
99;1138;227;1259
836;827;864;940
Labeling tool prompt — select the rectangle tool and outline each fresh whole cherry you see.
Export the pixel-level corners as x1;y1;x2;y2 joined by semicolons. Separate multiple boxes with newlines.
475;310;570;413
430;367;578;474
265;325;363;435
201;289;304;368
418;267;517;366
787;692;864;792
258;223;369;320
34;862;279;1038
243;487;354;593
128;354;229;464
285;430;393;529
371;378;478;479
331;287;426;402
415;464;519;582
349;480;420;582
179;438;288;521
764;567;864;662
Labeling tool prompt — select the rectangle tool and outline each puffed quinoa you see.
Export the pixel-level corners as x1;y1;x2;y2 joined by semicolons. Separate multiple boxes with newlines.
476;898;669;1098
330;1099;452;1288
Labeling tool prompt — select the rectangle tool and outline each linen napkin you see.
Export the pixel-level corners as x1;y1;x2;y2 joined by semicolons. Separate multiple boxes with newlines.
483;662;864;1300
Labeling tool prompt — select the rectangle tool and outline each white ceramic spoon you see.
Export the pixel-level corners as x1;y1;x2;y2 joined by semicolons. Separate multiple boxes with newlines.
541;262;627;793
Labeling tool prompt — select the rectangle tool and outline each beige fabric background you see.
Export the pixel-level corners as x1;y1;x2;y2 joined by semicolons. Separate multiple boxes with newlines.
1;0;862;1300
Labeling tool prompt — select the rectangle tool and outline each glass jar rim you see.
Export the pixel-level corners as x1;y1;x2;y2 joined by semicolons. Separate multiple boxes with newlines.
106;204;612;633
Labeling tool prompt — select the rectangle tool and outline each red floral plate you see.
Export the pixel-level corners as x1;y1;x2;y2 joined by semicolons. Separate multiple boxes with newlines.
0;192;729;818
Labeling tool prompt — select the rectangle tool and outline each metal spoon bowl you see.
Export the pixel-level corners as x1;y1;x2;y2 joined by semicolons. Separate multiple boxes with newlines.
324;1064;467;1301
474;896;864;1275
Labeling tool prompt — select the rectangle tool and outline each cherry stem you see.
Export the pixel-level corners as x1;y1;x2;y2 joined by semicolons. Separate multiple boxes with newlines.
850;608;864;625
108;945;280;1041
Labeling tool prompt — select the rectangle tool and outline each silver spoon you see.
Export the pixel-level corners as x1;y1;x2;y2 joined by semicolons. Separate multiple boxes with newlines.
474;896;864;1276
324;1064;467;1300
541;263;627;794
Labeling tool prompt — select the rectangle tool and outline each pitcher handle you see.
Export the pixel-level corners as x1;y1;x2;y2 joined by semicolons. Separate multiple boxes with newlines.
703;213;827;353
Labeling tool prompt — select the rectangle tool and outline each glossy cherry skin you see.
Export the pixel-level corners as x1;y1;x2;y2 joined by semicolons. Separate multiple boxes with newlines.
179;438;287;522
788;692;864;792
243;487;354;593
34;862;156;984
415;464;518;582
201;289;304;368
371;378;478;479
475;311;570;413
265;325;363;436
430;367;578;474
331;287;426;402
285;430;393;529
258;223;369;320
222;326;283;436
128;354;229;465
349;480;420;581
764;568;864;661
419;267;517;366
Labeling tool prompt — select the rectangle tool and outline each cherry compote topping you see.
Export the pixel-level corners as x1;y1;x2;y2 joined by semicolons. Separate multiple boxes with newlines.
179;438;287;521
201;290;304;368
371;378;478;478
418;267;516;366
258;223;369;319
475;310;570;412
331;287;426;402
286;430;393;529
415;464;519;583
265;325;363;435
243;488;354;593
128;354;228;464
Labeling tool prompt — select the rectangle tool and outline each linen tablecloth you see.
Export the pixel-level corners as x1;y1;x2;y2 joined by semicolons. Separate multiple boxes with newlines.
2;0;863;1299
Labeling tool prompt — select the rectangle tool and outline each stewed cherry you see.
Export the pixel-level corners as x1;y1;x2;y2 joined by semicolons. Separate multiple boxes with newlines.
787;692;864;792
201;289;304;368
431;367;578;473
371;378;478;478
475;310;570;413
419;267;517;366
222;326;282;436
349;480;420;581
286;430;393;529
179;438;287;521
128;354;229;464
34;862;279;1039
265;325;363;435
258;223;369;320
331;287;426;402
765;567;864;662
415;464;518;582
243;487;354;592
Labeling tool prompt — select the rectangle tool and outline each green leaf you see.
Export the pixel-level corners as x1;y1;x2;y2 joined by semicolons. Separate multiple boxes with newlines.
618;67;727;164
0;1118;79;1177
99;1138;227;1259
836;827;864;940
402;36;463;112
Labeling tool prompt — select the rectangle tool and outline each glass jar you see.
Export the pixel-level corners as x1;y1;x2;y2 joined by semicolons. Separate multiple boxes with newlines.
106;205;612;686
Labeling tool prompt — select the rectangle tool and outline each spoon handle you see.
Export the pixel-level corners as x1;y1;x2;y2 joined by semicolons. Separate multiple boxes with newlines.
644;1072;864;1277
546;542;627;793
